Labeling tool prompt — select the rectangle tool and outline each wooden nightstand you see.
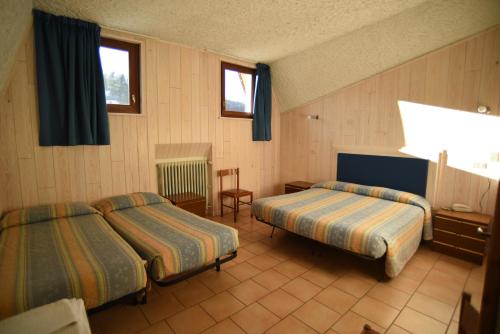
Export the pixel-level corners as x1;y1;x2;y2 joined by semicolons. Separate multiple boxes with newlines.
284;181;314;194
165;192;206;217
432;209;491;264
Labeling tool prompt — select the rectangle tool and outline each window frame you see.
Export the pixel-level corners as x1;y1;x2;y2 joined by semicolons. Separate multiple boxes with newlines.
100;37;141;114
221;61;256;119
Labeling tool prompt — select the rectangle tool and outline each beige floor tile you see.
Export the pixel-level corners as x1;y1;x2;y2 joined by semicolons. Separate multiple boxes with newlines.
447;321;459;334
426;269;467;290
252;269;290;290
394;308;447;334
387;275;421;294
274;260;309;279
202;319;245;334
173;281;215;307
267;316;317;334
198;270;240;293
241;231;268;243
417;279;462;306
351;296;399;328
433;259;471;279
233;248;256;263
407;292;454;324
314;286;358;315
231;303;280;334
367;283;411;310
226;262;262;281
140;292;185;323
301;265;339;288
386;325;411;333
246;254;282;271
229;279;270;305
332;311;385;334
90;304;151;334
199;291;245;321
258;289;303;318
399;263;429;282
266;247;292;261
293;299;341;333
137;321;174;334
244;241;271;255
333;274;374;298
153;280;190;296
282;277;322;302
167;305;216;334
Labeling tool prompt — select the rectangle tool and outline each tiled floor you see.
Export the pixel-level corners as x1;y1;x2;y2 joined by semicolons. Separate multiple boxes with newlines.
89;209;485;334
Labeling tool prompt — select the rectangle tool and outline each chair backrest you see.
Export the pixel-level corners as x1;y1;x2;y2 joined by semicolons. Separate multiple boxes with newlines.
458;292;479;334
218;168;240;191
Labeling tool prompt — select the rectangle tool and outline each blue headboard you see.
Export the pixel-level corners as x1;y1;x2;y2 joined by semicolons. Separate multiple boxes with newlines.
336;153;429;198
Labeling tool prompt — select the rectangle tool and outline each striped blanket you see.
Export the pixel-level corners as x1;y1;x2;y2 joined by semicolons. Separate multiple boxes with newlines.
94;193;239;281
0;203;147;319
251;181;432;277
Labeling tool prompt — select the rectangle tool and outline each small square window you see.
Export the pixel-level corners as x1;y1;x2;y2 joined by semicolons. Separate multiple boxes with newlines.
100;37;141;114
221;62;256;118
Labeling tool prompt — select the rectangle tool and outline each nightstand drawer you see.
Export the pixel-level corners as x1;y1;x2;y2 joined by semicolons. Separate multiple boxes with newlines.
431;241;483;264
434;216;486;240
433;229;486;253
178;201;206;217
284;181;314;194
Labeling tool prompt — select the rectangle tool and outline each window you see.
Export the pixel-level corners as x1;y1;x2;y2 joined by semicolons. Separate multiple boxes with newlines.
221;62;256;118
100;37;140;114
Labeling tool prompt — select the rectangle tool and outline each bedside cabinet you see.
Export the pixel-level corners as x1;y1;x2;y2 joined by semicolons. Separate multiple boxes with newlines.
432;209;491;264
165;192;206;217
284;181;314;194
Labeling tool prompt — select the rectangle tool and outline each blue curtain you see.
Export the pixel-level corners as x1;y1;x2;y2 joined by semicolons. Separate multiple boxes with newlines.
33;10;110;146
252;63;272;141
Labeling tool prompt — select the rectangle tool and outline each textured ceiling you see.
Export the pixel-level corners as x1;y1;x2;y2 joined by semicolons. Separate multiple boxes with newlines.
272;0;500;111
1;0;498;111
0;0;32;94
33;0;429;62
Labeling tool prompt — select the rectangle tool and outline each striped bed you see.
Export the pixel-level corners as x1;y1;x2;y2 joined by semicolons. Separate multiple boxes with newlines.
251;181;432;277
0;203;147;320
94;193;239;282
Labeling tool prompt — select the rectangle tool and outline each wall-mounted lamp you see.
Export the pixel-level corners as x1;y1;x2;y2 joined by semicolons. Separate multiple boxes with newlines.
477;105;490;114
307;115;319;120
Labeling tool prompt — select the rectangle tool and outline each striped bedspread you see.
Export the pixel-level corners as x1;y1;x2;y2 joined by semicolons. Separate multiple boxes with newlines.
0;203;147;319
94;193;239;281
251;181;432;277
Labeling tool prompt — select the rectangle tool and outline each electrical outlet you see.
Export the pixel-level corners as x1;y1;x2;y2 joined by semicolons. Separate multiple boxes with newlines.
473;162;488;169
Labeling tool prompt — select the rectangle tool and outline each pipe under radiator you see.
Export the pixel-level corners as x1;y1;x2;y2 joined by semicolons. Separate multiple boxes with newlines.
157;159;209;206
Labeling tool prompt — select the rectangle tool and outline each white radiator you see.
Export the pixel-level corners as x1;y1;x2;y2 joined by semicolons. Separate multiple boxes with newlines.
157;159;208;199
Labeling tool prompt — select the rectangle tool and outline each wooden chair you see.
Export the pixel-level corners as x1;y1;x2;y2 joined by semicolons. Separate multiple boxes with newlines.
218;168;253;222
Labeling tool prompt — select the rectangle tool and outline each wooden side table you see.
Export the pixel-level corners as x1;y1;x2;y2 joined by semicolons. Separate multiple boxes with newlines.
165;192;206;217
432;209;491;264
284;181;314;194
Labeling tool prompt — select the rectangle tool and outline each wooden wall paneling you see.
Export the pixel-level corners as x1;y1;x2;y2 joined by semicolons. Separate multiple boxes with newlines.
191;50;201;143
0;26;282;214
69;146;87;201
18;158;39;206
98;145;113;198
12;61;34;159
0;88;23;212
136;117;151;192
280;27;499;214
122;116;140;193
146;39;159;192
53;147;73;202
180;47;193;143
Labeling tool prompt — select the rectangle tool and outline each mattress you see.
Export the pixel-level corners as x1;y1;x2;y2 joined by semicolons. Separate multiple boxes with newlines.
251;181;432;277
0;203;147;319
94;193;239;281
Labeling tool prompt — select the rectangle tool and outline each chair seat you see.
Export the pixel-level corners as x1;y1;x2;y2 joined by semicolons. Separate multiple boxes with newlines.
221;189;253;197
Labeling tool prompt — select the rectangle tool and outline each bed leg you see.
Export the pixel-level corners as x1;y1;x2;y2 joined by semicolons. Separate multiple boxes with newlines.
270;226;275;238
215;258;221;272
136;289;147;305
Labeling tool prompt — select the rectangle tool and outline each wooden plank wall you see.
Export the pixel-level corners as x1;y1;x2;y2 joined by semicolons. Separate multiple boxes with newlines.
281;26;500;215
0;27;281;216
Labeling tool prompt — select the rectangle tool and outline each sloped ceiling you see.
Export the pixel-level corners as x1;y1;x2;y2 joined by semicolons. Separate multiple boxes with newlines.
0;0;32;93
272;0;500;111
1;0;499;110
